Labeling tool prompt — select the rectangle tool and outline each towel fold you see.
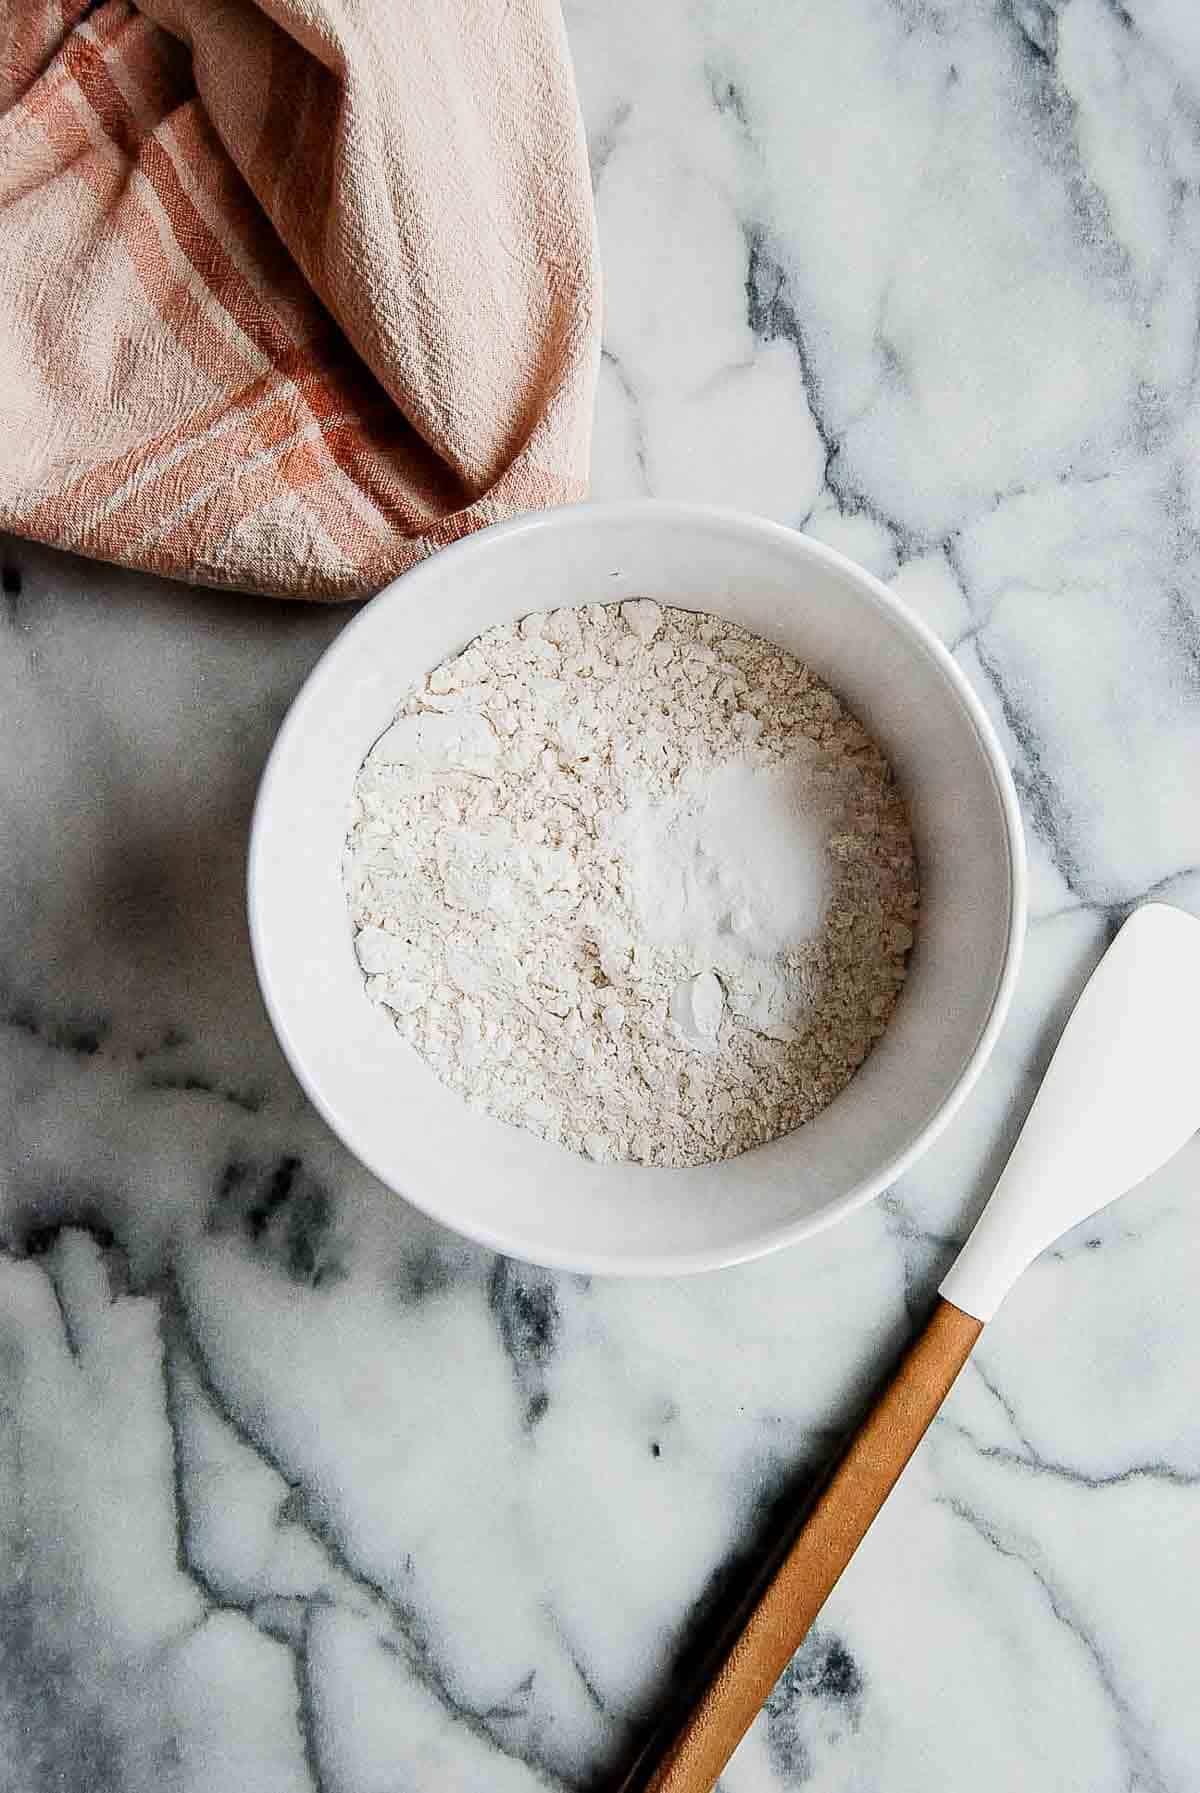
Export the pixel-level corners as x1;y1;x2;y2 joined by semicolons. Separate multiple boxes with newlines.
0;0;599;599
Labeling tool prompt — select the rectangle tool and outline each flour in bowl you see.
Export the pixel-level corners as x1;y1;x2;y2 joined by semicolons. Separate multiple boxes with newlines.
344;601;918;1168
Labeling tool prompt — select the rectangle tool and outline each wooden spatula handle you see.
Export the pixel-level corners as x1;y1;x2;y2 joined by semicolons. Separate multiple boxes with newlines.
637;1298;984;1793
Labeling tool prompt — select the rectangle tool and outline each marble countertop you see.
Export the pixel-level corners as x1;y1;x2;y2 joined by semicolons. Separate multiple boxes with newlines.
4;2;1200;1788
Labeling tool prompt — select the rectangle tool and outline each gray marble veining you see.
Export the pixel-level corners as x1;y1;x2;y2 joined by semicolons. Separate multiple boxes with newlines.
3;1;1200;1788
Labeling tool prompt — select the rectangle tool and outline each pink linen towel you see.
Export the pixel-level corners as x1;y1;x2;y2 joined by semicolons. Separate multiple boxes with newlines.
0;0;599;599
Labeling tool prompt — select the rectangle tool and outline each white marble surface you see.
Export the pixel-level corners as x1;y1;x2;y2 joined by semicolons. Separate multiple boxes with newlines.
3;1;1200;1787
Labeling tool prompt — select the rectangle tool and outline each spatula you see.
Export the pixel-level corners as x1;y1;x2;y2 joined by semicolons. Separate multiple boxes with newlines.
626;901;1200;1793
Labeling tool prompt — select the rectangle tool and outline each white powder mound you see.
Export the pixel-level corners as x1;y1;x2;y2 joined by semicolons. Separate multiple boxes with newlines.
345;601;918;1168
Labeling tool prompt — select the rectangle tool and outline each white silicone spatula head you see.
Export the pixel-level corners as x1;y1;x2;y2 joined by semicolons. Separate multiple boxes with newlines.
940;903;1200;1322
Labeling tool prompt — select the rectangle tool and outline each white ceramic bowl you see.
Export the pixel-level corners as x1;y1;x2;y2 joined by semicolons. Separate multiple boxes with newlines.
249;502;1025;1275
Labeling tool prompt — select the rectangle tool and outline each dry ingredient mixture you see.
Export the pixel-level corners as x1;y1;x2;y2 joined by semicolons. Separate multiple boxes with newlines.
345;601;919;1168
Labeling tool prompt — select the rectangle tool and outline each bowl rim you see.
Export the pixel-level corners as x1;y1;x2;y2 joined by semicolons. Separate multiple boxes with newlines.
248;499;1027;1276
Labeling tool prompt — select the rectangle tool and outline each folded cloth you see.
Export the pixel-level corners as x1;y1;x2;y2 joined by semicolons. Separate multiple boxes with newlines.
0;0;599;598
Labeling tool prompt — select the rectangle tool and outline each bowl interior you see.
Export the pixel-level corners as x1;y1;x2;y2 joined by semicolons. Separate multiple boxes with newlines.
250;504;1023;1274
